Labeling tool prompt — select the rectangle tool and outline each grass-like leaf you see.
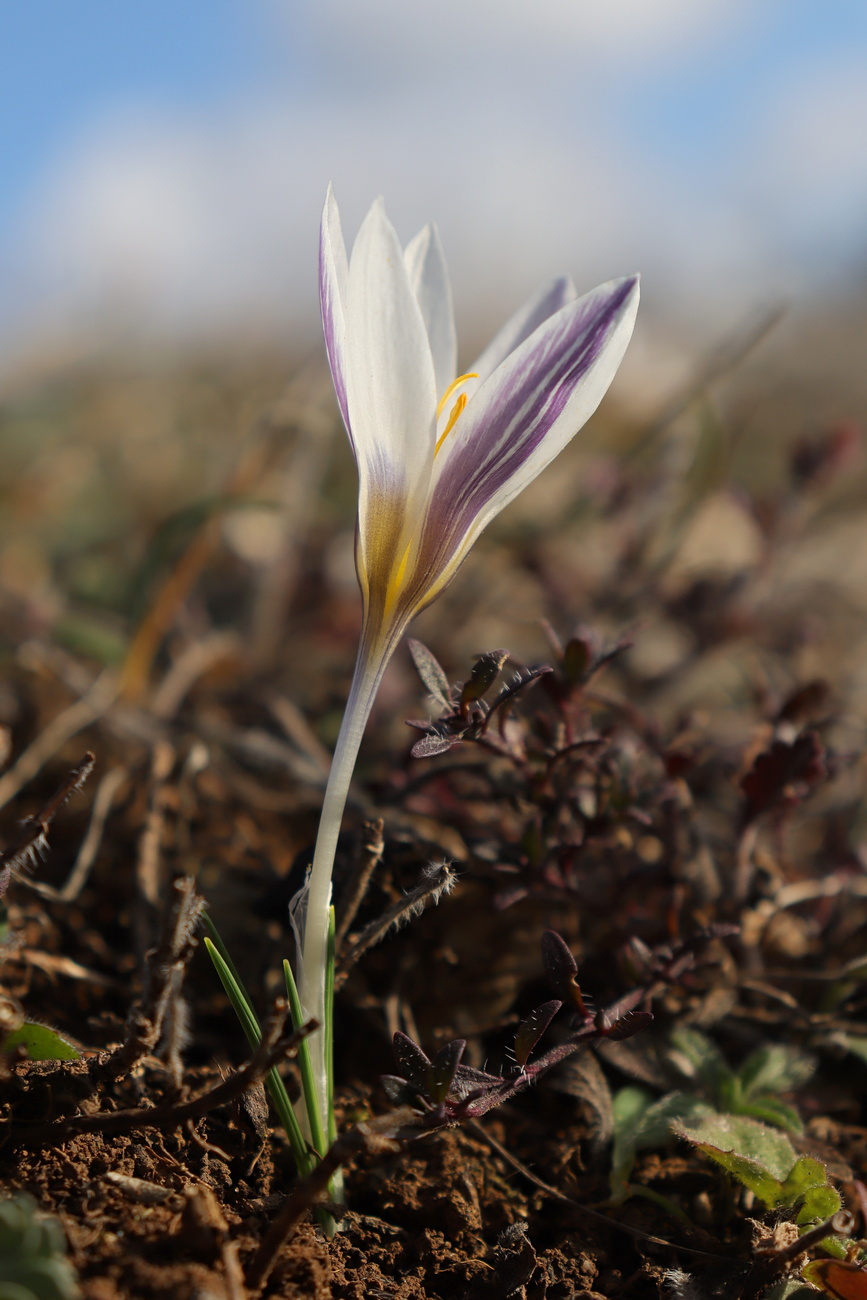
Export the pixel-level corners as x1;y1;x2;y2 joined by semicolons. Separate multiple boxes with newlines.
203;932;312;1176
283;958;327;1158
325;905;337;1146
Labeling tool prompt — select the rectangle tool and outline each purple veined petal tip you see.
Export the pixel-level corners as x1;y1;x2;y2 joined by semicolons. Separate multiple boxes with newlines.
423;268;642;551
581;273;640;353
605;272;640;308
619;273;641;309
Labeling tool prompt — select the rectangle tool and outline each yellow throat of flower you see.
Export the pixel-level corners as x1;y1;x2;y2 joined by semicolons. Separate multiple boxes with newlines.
374;373;480;622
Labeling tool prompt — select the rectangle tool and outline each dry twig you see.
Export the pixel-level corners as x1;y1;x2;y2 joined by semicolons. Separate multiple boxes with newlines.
97;875;203;1084
245;1108;415;1293
24;764;128;903
335;817;385;951
0;675;115;811
335;861;456;990
133;740;176;962
0;753;96;897
466;1119;732;1263
11;1000;315;1149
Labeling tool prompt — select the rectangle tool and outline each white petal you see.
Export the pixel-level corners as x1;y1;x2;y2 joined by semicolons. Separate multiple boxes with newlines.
469;275;577;386
427;277;640;576
344;197;437;511
488;277;639;511
403;223;457;398
319;185;352;439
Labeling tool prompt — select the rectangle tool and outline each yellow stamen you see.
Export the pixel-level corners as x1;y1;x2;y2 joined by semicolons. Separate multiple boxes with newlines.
434;372;478;457
435;371;478;421
435;394;467;456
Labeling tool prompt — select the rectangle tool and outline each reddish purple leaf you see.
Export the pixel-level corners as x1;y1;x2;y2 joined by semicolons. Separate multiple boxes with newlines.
514;1000;562;1068
741;731;826;825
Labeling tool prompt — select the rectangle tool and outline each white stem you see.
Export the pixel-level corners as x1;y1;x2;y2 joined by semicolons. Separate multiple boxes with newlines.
297;630;394;1137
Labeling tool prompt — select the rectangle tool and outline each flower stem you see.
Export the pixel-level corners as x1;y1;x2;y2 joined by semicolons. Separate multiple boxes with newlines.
298;632;392;1139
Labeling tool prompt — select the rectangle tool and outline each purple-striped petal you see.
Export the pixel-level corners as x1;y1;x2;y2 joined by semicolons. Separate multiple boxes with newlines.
318;189;639;636
419;276;639;590
319;186;351;442
468;275;577;387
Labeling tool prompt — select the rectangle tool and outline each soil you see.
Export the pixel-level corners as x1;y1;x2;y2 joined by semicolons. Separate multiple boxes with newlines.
1;349;866;1298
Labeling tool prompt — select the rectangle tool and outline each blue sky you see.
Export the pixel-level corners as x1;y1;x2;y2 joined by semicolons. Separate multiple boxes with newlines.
0;3;266;205
2;0;867;353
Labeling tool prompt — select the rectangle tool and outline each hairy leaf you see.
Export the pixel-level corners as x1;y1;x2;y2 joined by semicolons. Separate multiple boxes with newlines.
410;731;460;759
737;1043;816;1098
548;1052;614;1158
780;1156;829;1201
381;1074;421;1106
449;1062;503;1100
514;1000;561;1068
675;1113;800;1205
429;1039;466;1103
668;1026;736;1106
603;1009;654;1041
2;1022;80;1062
392;1032;432;1090
763;1279;820;1300
407;638;452;709
459;650;509;708
611;1089;714;1201
487;665;552;719
631;1092;715;1152
796;1184;842;1226
540;931;587;1013
690;1143;785;1207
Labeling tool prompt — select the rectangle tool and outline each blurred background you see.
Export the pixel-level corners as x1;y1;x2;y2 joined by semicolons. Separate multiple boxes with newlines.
1;0;866;741
3;9;867;1268
2;0;867;359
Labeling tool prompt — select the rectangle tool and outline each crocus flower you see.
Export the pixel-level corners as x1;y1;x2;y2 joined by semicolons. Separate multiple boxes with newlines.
299;187;639;1144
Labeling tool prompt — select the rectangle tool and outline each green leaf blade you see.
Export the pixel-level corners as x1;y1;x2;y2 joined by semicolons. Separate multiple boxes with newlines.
203;935;313;1177
691;1142;784;1207
675;1113;797;1182
780;1156;828;1202
796;1184;842;1226
2;1024;80;1062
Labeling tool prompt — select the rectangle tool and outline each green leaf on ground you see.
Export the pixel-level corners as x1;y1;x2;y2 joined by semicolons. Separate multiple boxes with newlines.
675;1113;796;1181
2;1023;80;1062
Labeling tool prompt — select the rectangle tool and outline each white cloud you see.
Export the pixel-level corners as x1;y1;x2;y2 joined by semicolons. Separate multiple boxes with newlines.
749;60;867;265
6;99;740;347
2;0;864;358
296;0;750;71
